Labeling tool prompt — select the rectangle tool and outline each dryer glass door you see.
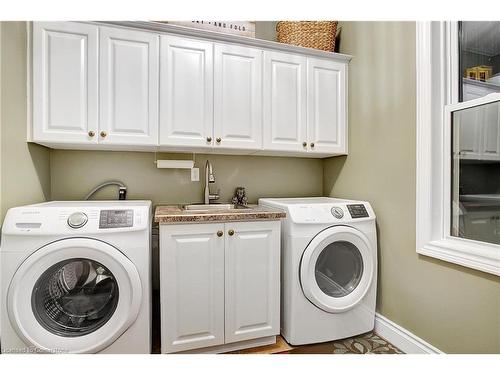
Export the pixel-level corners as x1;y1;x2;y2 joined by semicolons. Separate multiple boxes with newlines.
315;241;364;298
300;226;374;313
7;238;142;353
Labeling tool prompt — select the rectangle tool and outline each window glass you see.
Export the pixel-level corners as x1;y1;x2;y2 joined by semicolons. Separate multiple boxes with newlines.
451;100;500;245
459;22;500;102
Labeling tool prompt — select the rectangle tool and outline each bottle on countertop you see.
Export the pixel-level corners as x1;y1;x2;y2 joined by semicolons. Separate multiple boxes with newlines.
231;187;248;206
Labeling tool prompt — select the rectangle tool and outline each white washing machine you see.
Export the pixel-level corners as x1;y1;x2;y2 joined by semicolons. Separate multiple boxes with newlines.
259;197;377;345
0;201;152;354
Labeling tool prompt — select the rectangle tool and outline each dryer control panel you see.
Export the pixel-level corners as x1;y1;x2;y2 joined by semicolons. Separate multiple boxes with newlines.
259;198;375;225
347;204;369;218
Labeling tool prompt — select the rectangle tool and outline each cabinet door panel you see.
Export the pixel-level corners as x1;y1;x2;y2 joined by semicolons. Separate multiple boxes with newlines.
307;58;347;154
460;84;483;158
214;44;262;150
263;51;307;152
32;22;98;143
160;35;213;147
224;221;280;343
100;27;159;145
160;223;225;353
481;102;500;159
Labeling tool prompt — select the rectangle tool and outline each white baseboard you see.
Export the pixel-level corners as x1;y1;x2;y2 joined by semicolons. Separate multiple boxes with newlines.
374;313;443;354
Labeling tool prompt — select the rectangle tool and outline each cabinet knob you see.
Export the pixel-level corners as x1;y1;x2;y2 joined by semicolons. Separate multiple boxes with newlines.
228;229;235;236
207;136;212;142
217;230;223;237
310;142;315;148
88;130;95;137
216;137;221;143
100;131;107;138
302;142;307;147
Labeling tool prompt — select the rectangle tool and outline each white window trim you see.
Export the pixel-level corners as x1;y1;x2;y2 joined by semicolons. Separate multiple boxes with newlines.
416;21;500;276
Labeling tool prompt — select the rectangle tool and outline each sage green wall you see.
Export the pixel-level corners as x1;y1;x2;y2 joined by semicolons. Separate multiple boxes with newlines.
0;22;50;225
255;21;277;41
324;21;500;354
50;151;323;204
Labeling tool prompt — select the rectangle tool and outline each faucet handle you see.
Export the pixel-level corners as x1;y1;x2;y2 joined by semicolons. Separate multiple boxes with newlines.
209;189;220;202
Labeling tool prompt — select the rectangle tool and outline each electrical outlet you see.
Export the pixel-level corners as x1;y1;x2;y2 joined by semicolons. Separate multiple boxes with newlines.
191;168;200;182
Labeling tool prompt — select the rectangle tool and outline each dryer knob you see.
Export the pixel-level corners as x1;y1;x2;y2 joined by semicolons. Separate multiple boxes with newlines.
68;212;88;228
331;207;344;219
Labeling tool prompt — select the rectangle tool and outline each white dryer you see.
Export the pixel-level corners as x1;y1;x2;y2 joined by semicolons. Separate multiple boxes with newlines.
259;197;377;345
0;201;152;354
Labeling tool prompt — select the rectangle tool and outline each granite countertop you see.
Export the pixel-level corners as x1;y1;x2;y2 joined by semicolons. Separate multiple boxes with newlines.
154;204;286;224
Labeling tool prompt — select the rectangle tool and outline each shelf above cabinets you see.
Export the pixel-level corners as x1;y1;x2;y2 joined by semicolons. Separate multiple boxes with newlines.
29;22;351;158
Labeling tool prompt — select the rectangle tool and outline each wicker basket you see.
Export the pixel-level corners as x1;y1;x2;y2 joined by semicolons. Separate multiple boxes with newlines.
276;21;338;52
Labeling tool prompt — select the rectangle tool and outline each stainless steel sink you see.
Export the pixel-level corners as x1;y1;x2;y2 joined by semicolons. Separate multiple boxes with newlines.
183;203;250;212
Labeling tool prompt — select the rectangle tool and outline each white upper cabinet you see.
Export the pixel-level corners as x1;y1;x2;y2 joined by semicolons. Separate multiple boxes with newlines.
460;82;500;159
32;22;98;144
263;51;307;152
481;103;500;158
214;43;263;150
31;22;350;157
307;58;347;154
160;35;213;148
99;27;159;145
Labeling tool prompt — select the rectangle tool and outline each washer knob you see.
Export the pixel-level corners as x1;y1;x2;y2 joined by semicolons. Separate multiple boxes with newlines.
331;207;344;219
68;212;88;228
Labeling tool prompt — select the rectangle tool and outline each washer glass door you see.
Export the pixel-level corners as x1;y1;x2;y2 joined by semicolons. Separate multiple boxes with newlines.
31;258;119;337
300;226;374;313
8;238;142;353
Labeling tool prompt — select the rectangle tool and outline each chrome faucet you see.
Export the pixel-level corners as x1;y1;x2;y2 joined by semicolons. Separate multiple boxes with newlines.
204;160;220;204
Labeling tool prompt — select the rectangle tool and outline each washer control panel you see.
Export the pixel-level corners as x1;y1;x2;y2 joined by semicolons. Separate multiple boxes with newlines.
99;209;134;229
330;206;344;219
67;212;88;228
347;204;369;218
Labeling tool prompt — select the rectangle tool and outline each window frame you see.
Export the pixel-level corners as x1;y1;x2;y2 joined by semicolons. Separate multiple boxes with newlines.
416;21;500;276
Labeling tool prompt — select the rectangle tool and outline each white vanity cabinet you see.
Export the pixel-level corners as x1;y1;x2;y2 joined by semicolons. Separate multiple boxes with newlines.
159;220;280;353
224;221;280;344
160;223;225;353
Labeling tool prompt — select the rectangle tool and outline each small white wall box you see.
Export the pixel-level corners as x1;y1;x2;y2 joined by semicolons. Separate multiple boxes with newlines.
156;160;195;169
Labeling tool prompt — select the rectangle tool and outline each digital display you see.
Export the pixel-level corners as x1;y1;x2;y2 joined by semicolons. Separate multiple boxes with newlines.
99;210;133;228
347;204;369;219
